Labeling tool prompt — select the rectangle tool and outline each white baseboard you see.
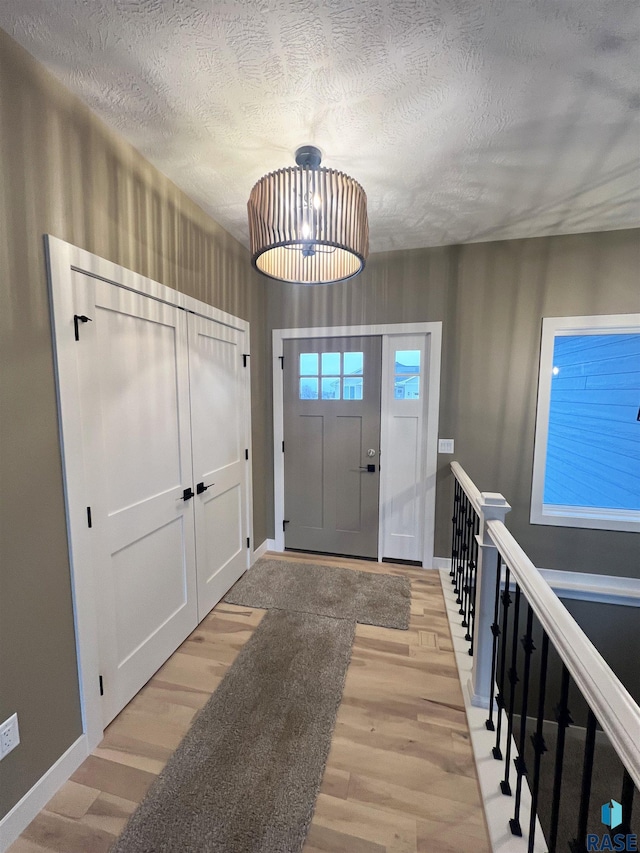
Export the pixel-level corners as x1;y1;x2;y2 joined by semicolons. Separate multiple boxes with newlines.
0;735;88;852
445;555;638;607
251;539;269;563
538;568;640;607
440;571;547;853
502;567;640;607
266;538;279;552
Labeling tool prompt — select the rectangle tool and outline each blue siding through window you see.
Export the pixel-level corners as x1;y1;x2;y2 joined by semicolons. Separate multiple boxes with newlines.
543;333;640;510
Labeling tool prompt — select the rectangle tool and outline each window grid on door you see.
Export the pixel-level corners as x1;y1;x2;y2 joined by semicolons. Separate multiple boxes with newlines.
299;351;364;400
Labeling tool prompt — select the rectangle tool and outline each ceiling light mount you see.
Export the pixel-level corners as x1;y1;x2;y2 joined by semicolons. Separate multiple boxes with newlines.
294;144;322;169
247;146;368;285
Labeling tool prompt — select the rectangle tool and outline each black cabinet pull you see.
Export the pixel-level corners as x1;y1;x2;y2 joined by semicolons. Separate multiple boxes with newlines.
359;464;376;472
196;481;215;495
182;487;194;501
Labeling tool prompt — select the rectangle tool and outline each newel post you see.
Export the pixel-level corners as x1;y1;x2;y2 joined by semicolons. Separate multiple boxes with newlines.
469;492;511;708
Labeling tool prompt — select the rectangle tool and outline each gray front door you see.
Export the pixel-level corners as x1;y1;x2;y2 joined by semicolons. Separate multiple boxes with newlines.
283;336;382;558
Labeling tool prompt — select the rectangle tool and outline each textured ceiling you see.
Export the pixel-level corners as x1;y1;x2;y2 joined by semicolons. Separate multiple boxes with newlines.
2;0;639;253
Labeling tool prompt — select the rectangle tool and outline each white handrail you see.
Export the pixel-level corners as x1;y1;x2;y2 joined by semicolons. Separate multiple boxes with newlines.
451;460;482;513
487;518;640;789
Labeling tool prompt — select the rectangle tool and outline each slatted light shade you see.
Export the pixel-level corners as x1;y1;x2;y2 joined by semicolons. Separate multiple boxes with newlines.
247;147;369;285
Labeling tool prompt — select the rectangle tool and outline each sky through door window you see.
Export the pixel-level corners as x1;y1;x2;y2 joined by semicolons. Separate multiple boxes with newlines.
531;314;640;532
394;350;421;399
299;352;364;400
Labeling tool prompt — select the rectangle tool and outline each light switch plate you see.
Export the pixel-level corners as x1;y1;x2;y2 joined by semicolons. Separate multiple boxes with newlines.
438;438;455;454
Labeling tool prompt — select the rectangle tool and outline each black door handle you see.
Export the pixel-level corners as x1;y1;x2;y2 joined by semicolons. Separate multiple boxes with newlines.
359;464;376;472
196;481;215;494
74;314;92;341
182;487;194;501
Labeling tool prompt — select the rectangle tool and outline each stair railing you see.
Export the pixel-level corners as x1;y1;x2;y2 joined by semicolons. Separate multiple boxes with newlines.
449;462;640;852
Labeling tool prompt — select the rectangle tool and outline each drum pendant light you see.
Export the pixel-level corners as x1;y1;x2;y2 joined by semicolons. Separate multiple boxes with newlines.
247;145;369;285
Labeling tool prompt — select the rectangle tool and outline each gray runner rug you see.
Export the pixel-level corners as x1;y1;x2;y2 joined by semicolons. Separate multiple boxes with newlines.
224;557;411;630
111;609;355;853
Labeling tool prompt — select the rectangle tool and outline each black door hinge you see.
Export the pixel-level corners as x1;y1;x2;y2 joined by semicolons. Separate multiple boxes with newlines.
283;519;290;531
74;314;92;341
282;440;285;453
99;675;104;696
246;537;250;549
242;354;250;367
245;448;249;460
87;507;92;528
279;355;284;370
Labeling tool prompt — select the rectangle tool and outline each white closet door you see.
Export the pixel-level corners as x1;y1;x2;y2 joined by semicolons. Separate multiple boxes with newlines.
188;313;249;621
76;274;198;726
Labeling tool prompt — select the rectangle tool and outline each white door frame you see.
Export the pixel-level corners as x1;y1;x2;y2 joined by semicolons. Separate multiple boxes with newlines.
46;235;253;753
272;322;442;567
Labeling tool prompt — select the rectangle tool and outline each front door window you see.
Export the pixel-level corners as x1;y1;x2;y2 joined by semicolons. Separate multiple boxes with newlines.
299;351;364;401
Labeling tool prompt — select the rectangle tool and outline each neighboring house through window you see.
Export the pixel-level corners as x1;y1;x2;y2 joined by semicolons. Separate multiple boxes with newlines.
531;314;640;532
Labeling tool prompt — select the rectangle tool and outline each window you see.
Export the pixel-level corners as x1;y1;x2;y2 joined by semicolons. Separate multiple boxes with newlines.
299;351;364;400
394;349;420;399
531;314;640;532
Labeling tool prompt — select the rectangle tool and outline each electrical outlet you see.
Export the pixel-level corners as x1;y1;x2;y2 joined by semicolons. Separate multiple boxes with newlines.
438;438;455;454
0;713;20;759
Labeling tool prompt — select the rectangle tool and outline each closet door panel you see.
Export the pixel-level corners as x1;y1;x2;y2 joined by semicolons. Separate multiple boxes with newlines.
76;274;198;726
188;313;249;621
97;305;183;508
111;516;188;667
200;482;243;585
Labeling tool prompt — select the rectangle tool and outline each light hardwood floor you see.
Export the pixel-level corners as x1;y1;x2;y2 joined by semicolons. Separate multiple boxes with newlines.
8;553;490;853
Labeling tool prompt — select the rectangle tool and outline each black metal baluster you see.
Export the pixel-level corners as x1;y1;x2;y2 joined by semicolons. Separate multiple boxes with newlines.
467;512;480;654
501;583;521;796
464;510;476;642
454;503;463;595
453;502;461;594
493;565;511;760
463;507;473;626
486;551;503;732
462;496;470;606
460;497;471;620
463;510;474;637
619;768;635;837
570;709;597;853
457;499;468;606
510;602;535;835
457;492;467;610
528;632;549;853
450;483;460;582
453;490;463;595
549;663;573;852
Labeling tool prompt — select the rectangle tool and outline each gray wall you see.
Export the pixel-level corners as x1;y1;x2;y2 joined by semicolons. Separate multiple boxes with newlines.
266;229;640;578
561;598;640;706
0;30;267;818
